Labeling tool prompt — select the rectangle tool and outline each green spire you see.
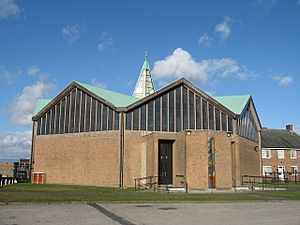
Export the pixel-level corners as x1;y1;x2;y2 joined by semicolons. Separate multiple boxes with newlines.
132;52;155;99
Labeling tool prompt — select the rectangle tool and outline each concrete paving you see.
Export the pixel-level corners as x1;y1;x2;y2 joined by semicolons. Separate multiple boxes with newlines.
1;201;300;225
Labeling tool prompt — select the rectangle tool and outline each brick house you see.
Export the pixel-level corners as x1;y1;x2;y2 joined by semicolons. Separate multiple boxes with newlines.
261;125;300;181
31;56;262;190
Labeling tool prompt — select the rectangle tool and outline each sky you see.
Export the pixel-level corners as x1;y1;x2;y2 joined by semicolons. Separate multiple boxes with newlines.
0;0;299;160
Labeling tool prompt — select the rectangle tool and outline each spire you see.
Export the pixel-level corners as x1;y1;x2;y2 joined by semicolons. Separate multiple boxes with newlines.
132;52;155;99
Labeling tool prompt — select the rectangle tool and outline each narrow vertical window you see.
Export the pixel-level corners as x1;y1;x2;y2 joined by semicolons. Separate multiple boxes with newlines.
114;112;119;130
60;98;66;134
196;96;201;129
45;112;50;135
189;91;195;129
41;115;46;135
155;97;161;131
90;98;96;131
96;102;102;131
102;105;107;131
221;112;227;131
182;87;188;130
133;108;139;130
80;93;86;132
148;101;153;131
65;94;70;133
215;108;220;130
85;96;91;132
126;111;132;130
202;99;208;129
228;117;233;132
37;119;41;135
108;108;113;130
140;104;146;130
209;104;214;130
55;103;60;134
50;108;55;134
69;90;76;133
169;90;174;132
162;94;168;131
176;87;181;132
74;90;81;133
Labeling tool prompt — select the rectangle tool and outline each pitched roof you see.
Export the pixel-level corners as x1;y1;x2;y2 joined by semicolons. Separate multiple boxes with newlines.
33;99;51;116
262;129;300;149
76;81;139;107
213;95;250;115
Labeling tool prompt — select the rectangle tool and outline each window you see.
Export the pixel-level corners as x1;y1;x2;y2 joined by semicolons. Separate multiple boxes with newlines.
90;98;96;131
215;109;220;131
221;112;226;131
169;91;174;132
291;166;298;175
176;87;181;132
126;111;132;130
148;101;153;131
290;150;297;159
140;104;146;130
228;117;233;132
208;104;214;130
114;112;119;130
196;96;201;129
96;102;102;131
202;99;208;129
133;108;139;130
102;105;107;131
155;97;161;131
108;108;113;130
182;87;188;130
277;150;285;159
162;94;168;131
263;166;272;176
262;149;272;159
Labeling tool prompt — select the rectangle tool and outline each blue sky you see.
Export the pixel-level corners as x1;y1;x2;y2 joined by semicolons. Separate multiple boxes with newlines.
0;0;299;160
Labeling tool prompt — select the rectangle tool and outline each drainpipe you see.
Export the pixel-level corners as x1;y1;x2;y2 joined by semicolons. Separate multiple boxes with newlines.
258;130;262;176
29;121;36;182
119;112;125;188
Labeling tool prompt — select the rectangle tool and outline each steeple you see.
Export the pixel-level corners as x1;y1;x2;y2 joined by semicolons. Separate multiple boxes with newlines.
132;52;155;99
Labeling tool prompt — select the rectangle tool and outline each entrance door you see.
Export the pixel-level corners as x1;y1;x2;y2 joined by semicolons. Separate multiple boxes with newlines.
277;166;285;180
158;140;173;185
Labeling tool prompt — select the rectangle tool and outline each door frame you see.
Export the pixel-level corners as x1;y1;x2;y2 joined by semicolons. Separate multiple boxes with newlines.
158;140;174;185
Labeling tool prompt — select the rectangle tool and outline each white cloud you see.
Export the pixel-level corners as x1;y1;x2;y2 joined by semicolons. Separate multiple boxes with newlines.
0;0;21;20
91;78;106;89
0;130;31;160
273;75;294;87
98;31;113;52
152;48;252;84
62;24;85;44
10;66;56;126
0;66;15;84
198;34;213;47
215;16;232;40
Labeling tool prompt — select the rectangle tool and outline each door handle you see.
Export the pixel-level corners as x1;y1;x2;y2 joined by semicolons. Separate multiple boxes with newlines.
162;172;167;176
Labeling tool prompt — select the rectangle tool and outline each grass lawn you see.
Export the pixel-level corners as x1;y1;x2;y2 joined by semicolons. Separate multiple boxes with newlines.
0;183;300;203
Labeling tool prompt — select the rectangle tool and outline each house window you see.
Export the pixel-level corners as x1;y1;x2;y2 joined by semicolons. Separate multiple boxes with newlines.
263;166;272;176
277;150;285;159
290;150;297;159
262;149;271;159
291;166;298;175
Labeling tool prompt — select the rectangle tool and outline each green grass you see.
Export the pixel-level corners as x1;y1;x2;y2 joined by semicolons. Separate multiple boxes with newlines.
1;183;300;203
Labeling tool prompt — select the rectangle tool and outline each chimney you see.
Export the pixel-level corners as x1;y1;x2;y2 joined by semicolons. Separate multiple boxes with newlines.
286;124;293;132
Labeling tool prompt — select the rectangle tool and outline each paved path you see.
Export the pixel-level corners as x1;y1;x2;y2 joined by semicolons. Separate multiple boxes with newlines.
1;201;300;225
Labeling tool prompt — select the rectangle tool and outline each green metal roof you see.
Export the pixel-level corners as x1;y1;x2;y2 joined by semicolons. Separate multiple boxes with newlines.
214;95;250;115
33;99;51;116
76;81;139;107
262;129;300;148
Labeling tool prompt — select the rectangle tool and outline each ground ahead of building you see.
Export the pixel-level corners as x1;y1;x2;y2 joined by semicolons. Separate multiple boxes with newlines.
1;183;300;202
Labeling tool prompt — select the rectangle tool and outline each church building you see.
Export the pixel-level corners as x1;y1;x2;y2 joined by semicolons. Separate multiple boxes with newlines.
31;55;262;190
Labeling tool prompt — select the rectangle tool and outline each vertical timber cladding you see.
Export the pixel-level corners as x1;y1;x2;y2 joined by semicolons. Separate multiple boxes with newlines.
36;87;120;135
125;83;234;133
